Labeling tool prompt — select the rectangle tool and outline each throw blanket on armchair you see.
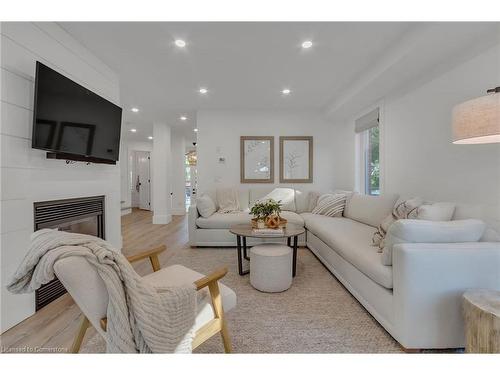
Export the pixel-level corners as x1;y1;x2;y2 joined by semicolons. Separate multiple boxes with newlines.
7;229;197;353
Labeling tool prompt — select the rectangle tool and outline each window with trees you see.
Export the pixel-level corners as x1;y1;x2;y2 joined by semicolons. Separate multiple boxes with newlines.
363;126;380;195
355;107;380;196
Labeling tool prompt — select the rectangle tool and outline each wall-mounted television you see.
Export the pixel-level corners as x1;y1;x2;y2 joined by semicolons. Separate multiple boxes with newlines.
32;61;122;164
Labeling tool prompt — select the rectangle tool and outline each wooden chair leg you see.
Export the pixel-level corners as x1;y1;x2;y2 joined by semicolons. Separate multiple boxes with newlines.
149;254;161;272
71;316;90;353
208;280;232;353
219;318;232;353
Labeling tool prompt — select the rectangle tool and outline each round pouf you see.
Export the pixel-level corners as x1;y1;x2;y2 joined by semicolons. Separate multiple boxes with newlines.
250;244;293;292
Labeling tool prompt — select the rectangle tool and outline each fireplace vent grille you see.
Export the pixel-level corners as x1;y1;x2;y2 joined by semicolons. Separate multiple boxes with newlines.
34;196;104;228
33;195;105;310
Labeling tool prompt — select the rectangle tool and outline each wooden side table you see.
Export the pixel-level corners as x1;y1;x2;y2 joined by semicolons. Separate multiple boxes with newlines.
462;289;500;353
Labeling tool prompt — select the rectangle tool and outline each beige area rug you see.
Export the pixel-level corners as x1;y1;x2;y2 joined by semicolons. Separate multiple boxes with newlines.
81;247;403;353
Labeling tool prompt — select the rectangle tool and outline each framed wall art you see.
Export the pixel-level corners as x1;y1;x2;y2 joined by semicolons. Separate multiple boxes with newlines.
240;136;274;183
279;136;313;183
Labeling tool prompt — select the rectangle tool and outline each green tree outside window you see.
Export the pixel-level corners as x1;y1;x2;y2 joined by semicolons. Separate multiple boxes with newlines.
368;127;380;195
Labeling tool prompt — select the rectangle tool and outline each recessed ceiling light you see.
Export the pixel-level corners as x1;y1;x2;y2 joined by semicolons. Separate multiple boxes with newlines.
282;88;291;95
148;136;153;140
131;107;139;113
174;39;186;48
194;128;199;132
199;87;208;94
180;116;187;121
130;128;137;133
301;40;313;49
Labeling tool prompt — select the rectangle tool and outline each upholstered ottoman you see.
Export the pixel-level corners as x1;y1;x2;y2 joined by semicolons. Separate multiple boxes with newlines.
250;244;293;292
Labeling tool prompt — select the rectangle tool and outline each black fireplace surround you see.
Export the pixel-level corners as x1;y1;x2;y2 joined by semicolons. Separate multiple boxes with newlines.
33;195;105;310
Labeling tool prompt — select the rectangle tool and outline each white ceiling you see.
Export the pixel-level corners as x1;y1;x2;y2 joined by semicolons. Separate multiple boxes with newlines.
58;22;499;142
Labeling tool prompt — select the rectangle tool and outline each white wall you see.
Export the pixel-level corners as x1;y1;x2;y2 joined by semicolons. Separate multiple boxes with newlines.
330;43;500;227
196;110;335;194
0;22;122;332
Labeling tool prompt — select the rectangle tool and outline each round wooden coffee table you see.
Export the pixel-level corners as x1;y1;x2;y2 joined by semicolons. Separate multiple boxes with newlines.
229;224;305;277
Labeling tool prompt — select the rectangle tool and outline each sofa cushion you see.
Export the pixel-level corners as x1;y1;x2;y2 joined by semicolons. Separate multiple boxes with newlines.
302;213;393;289
333;189;354;200
237;190;250;211
144;264;236;332
381;219;486;266
256;188;296;212
249;188;274;206
306;191;321;212
344;193;399;228
196;210;304;229
197;195;216;218
199;189;250;211
294;190;312;213
416;202;456;221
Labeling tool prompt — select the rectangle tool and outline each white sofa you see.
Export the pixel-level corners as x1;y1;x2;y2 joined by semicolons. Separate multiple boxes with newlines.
189;188;309;247
188;188;500;350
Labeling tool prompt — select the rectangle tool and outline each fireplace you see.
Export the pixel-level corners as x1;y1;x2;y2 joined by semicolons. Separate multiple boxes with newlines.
33;196;105;310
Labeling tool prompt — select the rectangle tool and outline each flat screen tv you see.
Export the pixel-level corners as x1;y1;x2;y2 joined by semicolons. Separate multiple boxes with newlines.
32;61;122;164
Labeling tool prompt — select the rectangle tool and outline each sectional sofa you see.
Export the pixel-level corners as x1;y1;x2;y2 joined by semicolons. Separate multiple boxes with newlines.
188;188;500;350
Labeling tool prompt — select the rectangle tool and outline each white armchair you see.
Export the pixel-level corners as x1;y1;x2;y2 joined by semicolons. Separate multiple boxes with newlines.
54;245;236;353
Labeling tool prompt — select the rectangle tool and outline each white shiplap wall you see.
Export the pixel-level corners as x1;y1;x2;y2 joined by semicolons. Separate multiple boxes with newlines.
0;22;122;332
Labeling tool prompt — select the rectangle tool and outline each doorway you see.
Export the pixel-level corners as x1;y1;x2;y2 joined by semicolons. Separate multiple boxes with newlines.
131;150;151;210
185;150;197;210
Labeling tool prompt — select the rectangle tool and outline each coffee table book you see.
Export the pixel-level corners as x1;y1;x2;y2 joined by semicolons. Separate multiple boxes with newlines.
252;228;285;236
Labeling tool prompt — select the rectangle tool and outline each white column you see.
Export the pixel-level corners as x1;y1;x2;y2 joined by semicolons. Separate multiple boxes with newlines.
171;130;186;215
152;122;172;224
119;134;132;216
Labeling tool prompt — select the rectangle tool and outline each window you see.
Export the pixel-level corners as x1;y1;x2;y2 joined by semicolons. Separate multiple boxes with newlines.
362;126;380;195
355;107;381;196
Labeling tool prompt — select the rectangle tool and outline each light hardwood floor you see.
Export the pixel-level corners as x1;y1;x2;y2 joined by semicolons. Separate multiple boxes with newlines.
0;209;187;353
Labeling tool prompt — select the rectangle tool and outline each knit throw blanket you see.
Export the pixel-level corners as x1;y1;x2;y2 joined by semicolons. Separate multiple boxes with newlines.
7;229;197;353
216;187;241;213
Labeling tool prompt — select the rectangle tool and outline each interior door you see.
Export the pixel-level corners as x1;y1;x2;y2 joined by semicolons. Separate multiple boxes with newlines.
136;151;151;210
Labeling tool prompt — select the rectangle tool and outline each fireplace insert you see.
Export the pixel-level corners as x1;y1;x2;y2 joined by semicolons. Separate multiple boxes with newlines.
33;195;105;310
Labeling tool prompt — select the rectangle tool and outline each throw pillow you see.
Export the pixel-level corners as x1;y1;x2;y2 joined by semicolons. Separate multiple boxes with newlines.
311;193;347;217
258;188;296;211
417;202;456;221
216;187;241;213
372;197;423;250
197;195;216;218
381;219;486;266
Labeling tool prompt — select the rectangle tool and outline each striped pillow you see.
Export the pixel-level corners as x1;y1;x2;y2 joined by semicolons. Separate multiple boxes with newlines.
312;193;347;217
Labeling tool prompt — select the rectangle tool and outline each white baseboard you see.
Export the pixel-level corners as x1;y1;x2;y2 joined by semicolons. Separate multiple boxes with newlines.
171;208;187;215
121;208;132;216
152;214;172;224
